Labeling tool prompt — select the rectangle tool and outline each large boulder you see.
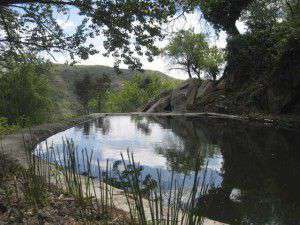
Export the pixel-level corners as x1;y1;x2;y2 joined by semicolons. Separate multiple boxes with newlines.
147;95;171;112
144;79;201;113
192;80;228;113
196;80;217;99
141;89;172;112
170;79;200;112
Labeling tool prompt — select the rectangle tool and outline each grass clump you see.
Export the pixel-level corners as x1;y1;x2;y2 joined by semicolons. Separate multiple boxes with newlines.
1;135;214;225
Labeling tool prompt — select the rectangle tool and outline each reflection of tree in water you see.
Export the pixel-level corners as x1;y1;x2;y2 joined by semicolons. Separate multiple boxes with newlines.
82;122;90;135
151;116;220;174
95;117;111;135
136;122;151;135
152;116;300;225
155;134;219;174
132;115;152;135
198;119;300;225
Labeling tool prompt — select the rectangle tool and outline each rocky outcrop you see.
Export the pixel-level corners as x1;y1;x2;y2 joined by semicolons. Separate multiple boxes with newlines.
143;58;299;115
142;79;228;113
142;79;200;113
142;38;300;115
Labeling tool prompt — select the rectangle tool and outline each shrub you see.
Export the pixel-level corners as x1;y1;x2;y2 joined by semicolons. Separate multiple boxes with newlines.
0;63;53;126
104;74;178;112
0;117;19;135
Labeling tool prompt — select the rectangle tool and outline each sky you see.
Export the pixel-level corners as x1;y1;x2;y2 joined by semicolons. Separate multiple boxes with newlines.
52;9;246;80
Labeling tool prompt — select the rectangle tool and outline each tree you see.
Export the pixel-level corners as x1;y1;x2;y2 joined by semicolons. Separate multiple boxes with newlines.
203;46;225;82
0;62;53;125
0;0;177;69
75;74;111;112
164;30;224;80
74;74;93;111
164;30;208;79
89;74;111;112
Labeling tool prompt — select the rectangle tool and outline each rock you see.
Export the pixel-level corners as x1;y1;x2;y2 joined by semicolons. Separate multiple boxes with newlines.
141;89;172;112
196;80;216;99
185;80;200;109
145;79;205;112
170;89;188;112
147;95;171;113
170;79;200;112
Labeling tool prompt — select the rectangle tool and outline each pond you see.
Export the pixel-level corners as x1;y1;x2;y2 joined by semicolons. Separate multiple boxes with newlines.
35;115;300;225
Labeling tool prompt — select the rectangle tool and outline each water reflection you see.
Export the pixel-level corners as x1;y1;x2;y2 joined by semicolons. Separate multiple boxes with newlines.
35;115;300;225
95;117;111;135
83;122;91;135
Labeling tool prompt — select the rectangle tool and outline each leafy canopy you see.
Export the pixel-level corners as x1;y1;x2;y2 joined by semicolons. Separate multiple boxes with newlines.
164;29;224;80
0;0;177;69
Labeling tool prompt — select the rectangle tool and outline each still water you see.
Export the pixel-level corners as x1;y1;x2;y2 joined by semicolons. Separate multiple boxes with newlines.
35;115;300;224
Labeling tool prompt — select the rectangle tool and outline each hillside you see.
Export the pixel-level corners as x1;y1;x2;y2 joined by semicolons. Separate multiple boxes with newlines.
48;64;179;117
53;64;177;89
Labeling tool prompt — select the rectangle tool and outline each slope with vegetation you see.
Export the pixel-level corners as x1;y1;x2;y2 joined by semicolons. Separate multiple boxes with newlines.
146;0;300;117
0;62;180;134
52;64;180;114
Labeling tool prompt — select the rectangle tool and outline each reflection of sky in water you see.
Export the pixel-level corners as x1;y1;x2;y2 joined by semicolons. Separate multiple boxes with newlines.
35;116;223;187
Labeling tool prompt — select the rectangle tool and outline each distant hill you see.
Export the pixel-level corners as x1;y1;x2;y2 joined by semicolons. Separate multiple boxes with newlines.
48;64;179;117
53;64;177;89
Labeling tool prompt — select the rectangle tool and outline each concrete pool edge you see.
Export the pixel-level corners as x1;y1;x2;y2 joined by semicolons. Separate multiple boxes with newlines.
1;111;298;168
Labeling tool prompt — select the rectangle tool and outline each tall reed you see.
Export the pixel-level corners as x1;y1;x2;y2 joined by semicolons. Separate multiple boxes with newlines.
33;138;213;225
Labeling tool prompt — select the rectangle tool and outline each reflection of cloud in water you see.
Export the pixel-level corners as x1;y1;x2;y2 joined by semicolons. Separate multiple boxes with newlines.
35;115;223;188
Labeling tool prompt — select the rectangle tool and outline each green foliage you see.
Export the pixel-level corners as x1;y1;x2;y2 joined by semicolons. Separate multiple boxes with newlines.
43;64;177;115
74;75;95;111
224;0;300;112
203;46;225;82
0;0;177;69
165;30;224;80
75;74;111;112
0;117;19;135
105;75;178;112
0;63;53;126
164;30;208;78
226;2;299;84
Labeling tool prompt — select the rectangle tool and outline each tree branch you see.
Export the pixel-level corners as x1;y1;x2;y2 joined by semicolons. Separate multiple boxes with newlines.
1;0;81;7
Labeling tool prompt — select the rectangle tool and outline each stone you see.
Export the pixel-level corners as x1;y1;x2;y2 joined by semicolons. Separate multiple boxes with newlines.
145;79;203;113
147;95;171;113
170;79;199;112
196;80;216;99
141;89;172;112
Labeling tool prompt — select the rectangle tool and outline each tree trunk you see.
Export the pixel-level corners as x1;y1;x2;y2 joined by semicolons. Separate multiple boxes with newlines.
187;66;192;79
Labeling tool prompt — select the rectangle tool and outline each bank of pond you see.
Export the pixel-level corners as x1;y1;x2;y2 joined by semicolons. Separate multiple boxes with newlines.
33;115;300;225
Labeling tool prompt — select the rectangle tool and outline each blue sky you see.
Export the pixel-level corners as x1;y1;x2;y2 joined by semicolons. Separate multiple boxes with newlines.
51;9;246;80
